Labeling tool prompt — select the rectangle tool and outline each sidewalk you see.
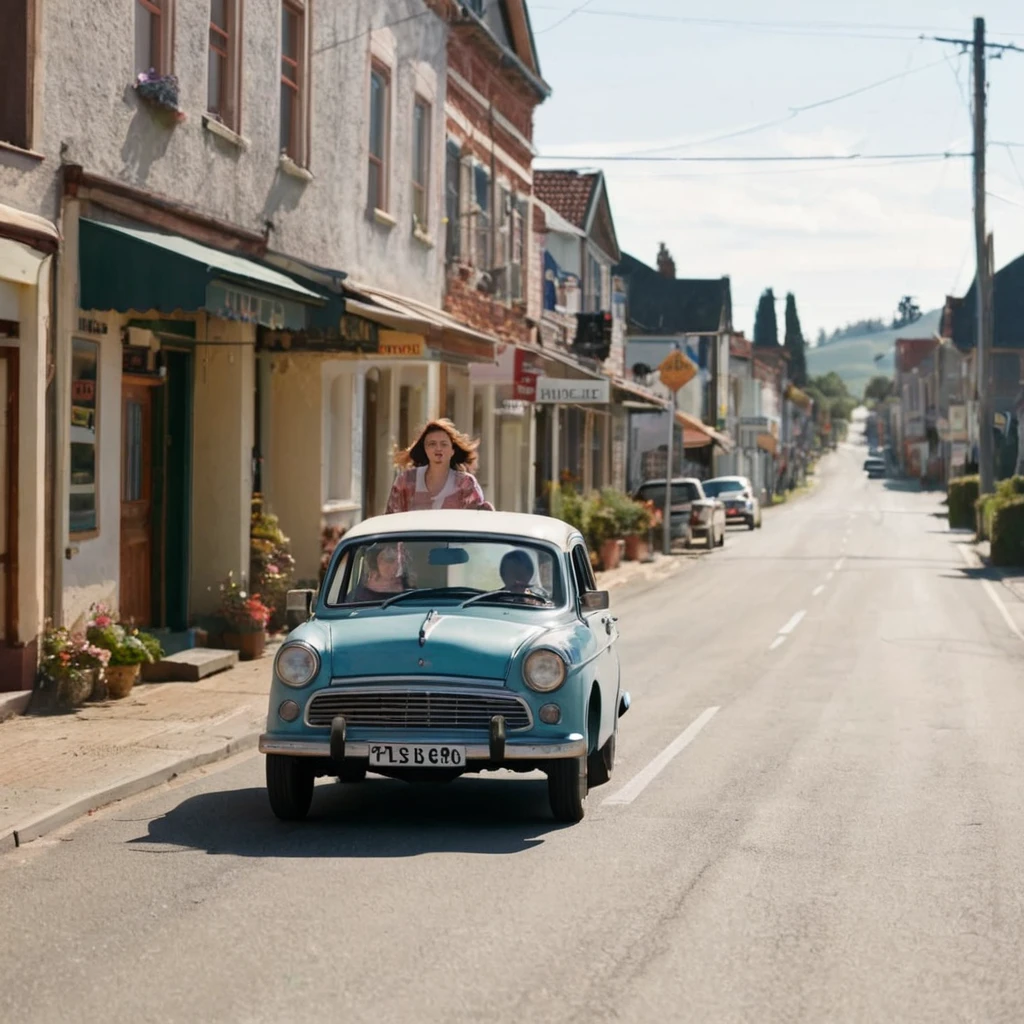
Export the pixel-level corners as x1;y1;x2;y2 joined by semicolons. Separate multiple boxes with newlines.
0;552;688;853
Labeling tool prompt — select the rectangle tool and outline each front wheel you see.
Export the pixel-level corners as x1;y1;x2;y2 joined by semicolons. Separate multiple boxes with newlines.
588;732;616;787
266;754;314;821
547;754;588;823
706;529;715;551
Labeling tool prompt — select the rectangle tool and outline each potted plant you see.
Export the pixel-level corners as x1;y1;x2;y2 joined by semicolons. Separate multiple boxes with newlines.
586;502;622;571
134;69;187;124
86;605;163;699
219;573;272;660
250;494;296;632
37;623;111;709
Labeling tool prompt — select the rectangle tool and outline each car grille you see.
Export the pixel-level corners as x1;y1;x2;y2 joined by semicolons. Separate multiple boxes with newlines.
305;687;533;732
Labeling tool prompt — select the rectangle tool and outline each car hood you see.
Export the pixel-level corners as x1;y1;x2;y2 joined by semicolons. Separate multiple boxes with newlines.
325;607;550;681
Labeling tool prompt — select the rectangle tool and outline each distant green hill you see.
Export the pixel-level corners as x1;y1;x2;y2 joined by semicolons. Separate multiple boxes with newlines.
805;309;942;398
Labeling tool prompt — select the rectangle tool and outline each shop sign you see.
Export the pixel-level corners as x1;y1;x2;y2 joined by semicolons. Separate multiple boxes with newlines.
70;338;99;536
340;314;378;347
77;316;108;336
513;349;544;401
534;378;610;404
205;282;306;330
497;400;528;417
379;336;426;358
949;404;967;440
122;347;151;374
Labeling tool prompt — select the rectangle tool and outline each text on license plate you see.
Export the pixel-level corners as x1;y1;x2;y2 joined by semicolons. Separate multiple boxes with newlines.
368;743;466;768
727;509;739;515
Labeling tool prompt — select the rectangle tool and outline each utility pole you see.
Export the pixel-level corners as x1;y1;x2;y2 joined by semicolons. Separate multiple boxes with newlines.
973;16;995;496
930;19;1024;492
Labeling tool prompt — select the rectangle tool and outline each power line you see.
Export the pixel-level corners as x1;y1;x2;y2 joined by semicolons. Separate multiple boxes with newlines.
312;9;437;56
535;0;596;35
536;150;972;164
529;6;1024;42
620;53;948;158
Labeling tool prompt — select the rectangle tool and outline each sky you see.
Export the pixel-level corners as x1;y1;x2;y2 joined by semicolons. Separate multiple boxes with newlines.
528;1;1024;344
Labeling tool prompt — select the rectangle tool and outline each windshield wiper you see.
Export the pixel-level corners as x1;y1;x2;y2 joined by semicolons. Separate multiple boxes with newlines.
460;588;550;608
379;586;482;609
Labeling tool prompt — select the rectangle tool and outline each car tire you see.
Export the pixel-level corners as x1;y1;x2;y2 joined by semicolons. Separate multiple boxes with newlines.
718;526;726;547
548;754;588;823
706;529;715;551
266;754;314;821
588;732;615;787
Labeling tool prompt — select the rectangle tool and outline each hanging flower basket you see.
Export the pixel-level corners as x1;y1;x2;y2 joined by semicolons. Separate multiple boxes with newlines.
134;70;187;124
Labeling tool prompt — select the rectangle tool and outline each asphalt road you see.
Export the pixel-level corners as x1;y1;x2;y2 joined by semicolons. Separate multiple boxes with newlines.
4;437;1024;1023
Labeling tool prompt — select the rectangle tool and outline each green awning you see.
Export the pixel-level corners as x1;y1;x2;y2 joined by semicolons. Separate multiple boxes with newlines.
78;218;324;329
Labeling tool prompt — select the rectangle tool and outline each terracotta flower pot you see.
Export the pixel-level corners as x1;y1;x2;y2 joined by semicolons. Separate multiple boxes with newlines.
624;534;649;562
224;631;267;661
105;664;140;700
600;538;623;572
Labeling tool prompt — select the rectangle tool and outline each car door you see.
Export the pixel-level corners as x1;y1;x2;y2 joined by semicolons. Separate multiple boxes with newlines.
570;542;618;751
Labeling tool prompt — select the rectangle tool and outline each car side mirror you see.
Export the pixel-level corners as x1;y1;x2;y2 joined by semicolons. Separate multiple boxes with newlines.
580;590;609;612
285;588;315;630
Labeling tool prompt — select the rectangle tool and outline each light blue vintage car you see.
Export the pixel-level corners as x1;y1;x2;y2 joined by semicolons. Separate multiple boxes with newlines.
259;510;630;823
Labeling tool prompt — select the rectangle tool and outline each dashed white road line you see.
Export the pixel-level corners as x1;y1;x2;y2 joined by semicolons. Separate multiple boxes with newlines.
603;707;720;806
769;635;787;651
835;558;846;571
826;571;834;581
812;584;825;597
779;610;807;635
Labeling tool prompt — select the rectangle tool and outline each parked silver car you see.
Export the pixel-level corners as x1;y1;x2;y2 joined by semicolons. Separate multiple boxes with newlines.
633;477;726;550
702;475;763;530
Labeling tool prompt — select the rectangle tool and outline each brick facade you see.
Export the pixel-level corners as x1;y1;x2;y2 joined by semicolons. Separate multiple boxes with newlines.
442;15;547;347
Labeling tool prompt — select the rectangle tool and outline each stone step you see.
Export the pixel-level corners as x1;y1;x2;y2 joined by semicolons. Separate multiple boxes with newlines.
142;648;240;683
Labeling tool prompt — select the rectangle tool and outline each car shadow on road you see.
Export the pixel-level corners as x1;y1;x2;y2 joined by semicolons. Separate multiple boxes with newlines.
128;775;571;858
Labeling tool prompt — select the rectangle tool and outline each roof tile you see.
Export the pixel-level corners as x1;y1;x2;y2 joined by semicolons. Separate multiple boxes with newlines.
533;170;599;229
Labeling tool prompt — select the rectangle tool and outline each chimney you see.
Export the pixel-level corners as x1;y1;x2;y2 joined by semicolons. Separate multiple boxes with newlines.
656;242;675;279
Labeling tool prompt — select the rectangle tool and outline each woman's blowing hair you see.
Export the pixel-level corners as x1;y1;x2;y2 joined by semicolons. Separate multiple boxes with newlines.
393;418;481;472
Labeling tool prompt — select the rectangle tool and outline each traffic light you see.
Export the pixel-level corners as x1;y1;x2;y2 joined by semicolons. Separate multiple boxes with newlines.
573;311;612;361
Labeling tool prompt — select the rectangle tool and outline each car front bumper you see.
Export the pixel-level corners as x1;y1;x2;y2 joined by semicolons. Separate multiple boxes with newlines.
259;733;587;760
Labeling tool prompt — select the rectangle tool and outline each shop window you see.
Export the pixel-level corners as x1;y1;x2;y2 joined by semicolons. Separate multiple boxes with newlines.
411;97;431;232
70;339;99;537
368;63;390;212
327;373;353;503
208;0;241;131
1;0;33;149
136;0;173;75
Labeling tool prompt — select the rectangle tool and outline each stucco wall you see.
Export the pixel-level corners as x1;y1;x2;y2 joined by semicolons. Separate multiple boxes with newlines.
267;352;323;585
1;0;448;305
189;324;255;614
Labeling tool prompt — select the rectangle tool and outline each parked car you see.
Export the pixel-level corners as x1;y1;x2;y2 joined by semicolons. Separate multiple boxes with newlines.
633;477;725;549
702;475;762;530
260;510;630;824
864;457;886;479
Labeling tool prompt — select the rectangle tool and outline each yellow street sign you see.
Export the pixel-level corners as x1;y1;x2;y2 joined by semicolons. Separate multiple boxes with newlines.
658;349;697;393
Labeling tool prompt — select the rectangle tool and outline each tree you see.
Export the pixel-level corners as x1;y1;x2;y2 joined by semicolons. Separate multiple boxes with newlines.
893;295;921;329
753;288;778;347
783;293;807;386
816;328;827;347
863;375;894;403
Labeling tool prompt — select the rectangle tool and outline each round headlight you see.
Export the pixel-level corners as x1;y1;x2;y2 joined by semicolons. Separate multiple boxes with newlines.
523;649;567;693
275;643;319;688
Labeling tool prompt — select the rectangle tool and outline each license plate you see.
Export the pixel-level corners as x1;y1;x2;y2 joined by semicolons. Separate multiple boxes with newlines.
727;509;739;516
368;743;467;768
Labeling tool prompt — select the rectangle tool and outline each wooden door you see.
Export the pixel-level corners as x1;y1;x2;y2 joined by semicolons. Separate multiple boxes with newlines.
0;348;17;645
120;380;154;625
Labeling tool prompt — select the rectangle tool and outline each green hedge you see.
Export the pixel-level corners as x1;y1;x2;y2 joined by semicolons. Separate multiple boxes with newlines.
948;475;979;529
973;477;1024;540
991;498;1024;566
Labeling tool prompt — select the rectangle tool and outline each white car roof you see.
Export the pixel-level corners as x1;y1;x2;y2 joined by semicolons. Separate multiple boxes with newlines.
342;510;583;552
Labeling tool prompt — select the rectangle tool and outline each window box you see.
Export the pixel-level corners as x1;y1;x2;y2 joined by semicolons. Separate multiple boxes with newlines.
134;71;186;124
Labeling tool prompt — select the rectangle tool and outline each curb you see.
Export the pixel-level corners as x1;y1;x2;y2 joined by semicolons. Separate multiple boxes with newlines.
2;728;262;854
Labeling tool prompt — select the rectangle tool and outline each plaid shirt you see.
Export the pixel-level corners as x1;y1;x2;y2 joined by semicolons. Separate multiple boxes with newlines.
385;467;495;513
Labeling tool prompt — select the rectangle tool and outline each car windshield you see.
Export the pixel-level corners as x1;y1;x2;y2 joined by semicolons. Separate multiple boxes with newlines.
636;481;701;506
325;536;563;608
702;479;746;497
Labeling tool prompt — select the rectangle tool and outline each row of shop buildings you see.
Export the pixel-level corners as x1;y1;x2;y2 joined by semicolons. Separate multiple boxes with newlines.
876;251;1024;484
0;0;811;691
